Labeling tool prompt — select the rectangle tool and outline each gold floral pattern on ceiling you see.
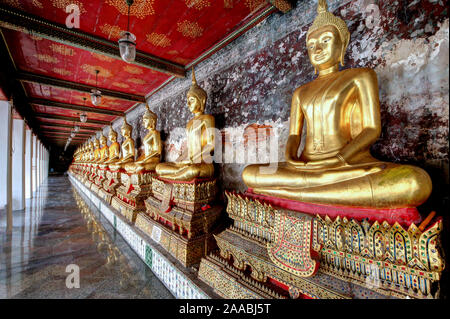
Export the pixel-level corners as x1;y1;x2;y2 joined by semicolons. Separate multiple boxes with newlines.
52;68;72;76
32;0;43;8
112;82;129;89
185;0;211;10
51;0;86;14
174;57;191;65
244;0;266;12
123;65;143;75
2;0;21;9
80;64;113;78
90;52;115;62
167;50;179;55
106;0;155;19
99;24;123;40
176;20;204;39
30;35;43;41
127;78;147;85
146;33;171;48
223;0;234;8
34;54;59;64
50;43;75;56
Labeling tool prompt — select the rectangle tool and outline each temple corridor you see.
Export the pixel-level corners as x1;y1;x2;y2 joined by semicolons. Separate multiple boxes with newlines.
0;176;173;299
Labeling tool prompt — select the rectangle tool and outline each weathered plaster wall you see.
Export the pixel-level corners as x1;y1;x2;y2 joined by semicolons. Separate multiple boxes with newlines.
105;0;449;212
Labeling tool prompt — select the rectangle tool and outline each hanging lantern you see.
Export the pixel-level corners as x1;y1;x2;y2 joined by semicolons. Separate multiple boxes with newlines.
74;125;80;133
70;132;76;138
90;70;102;106
80;112;88;123
118;0;136;63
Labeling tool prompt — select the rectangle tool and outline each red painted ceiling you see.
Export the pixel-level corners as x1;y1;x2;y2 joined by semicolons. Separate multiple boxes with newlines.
0;0;273;146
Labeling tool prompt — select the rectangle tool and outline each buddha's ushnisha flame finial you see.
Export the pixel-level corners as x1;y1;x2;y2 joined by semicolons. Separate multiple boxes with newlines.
143;102;157;121
109;124;118;138
187;66;207;103
121;117;131;131
317;0;328;13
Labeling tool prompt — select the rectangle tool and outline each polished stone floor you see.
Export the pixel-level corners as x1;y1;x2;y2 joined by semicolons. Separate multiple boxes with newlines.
0;176;173;299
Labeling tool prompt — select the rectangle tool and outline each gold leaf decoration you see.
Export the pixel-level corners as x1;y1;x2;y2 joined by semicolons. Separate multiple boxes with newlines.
244;0;265;12
53;68;72;76
174;57;191;65
123;65;143;75
99;24;123;40
176;20;204;39
3;0;22;9
32;0;43;8
34;54;59;64
127;78;147;85
185;0;211;10
51;0;86;13
112;82;129;89
90;52;115;62
106;0;155;19
80;64;113;78
146;33;171;48
30;35;43;41
167;50;179;55
50;43;75;56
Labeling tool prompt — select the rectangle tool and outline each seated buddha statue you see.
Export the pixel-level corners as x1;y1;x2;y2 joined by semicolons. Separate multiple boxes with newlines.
97;134;109;164
87;141;95;163
108;117;136;171
156;68;215;181
123;104;161;174
104;125;121;165
242;0;432;209
92;138;101;163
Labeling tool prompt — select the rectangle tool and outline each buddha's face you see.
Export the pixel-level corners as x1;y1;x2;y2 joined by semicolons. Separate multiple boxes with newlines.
143;116;156;130
94;140;99;148
187;94;204;114
100;137;106;146
121;126;131;138
109;132;117;143
307;25;343;71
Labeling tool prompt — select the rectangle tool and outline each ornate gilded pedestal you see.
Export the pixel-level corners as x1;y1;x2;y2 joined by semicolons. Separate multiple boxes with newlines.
198;191;445;299
92;165;108;195
89;164;101;193
135;176;223;267
99;168;122;205
111;170;155;223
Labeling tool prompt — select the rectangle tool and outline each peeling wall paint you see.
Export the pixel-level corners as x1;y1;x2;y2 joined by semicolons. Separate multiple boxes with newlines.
105;0;449;211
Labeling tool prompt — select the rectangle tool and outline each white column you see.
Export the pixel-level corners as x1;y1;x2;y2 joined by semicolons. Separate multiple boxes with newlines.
12;118;25;210
25;129;32;199
0;101;13;231
32;135;37;193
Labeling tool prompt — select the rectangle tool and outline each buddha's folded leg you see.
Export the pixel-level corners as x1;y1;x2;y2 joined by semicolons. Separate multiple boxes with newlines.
164;163;214;181
243;162;385;189
253;164;431;208
156;162;185;176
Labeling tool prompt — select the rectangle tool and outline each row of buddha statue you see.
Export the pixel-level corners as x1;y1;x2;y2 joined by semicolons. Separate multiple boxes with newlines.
73;67;214;183
69;0;441;299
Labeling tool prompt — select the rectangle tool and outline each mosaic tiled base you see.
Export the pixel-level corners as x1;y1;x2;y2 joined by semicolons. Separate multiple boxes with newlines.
135;213;215;267
152;177;217;212
69;173;212;299
211;192;445;299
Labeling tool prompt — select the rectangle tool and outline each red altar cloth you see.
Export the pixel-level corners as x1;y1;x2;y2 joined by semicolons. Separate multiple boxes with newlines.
245;189;422;226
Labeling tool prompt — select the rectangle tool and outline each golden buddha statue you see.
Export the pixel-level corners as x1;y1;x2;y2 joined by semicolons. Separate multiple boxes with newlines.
87;141;95;162
104;125;121;165
123;104;161;173
92;138;101;162
242;0;432;209
97;134;109;163
108;117;135;171
156;68;215;181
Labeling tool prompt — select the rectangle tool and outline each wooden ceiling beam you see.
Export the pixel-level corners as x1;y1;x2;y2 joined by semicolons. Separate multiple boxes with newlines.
30;98;124;117
0;5;185;78
35;113;109;125
17;71;145;103
39;122;99;131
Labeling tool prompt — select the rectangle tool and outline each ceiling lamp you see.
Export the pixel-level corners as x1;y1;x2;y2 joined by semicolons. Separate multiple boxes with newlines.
74;125;80;133
118;0;136;63
90;70;102;106
70;132;76;138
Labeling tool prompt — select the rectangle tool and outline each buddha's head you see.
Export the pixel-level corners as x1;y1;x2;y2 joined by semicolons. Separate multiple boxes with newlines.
306;0;350;73
121;117;132;138
108;125;118;143
143;103;157;130
187;68;207;115
93;138;99;149
100;134;107;147
88;141;94;151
